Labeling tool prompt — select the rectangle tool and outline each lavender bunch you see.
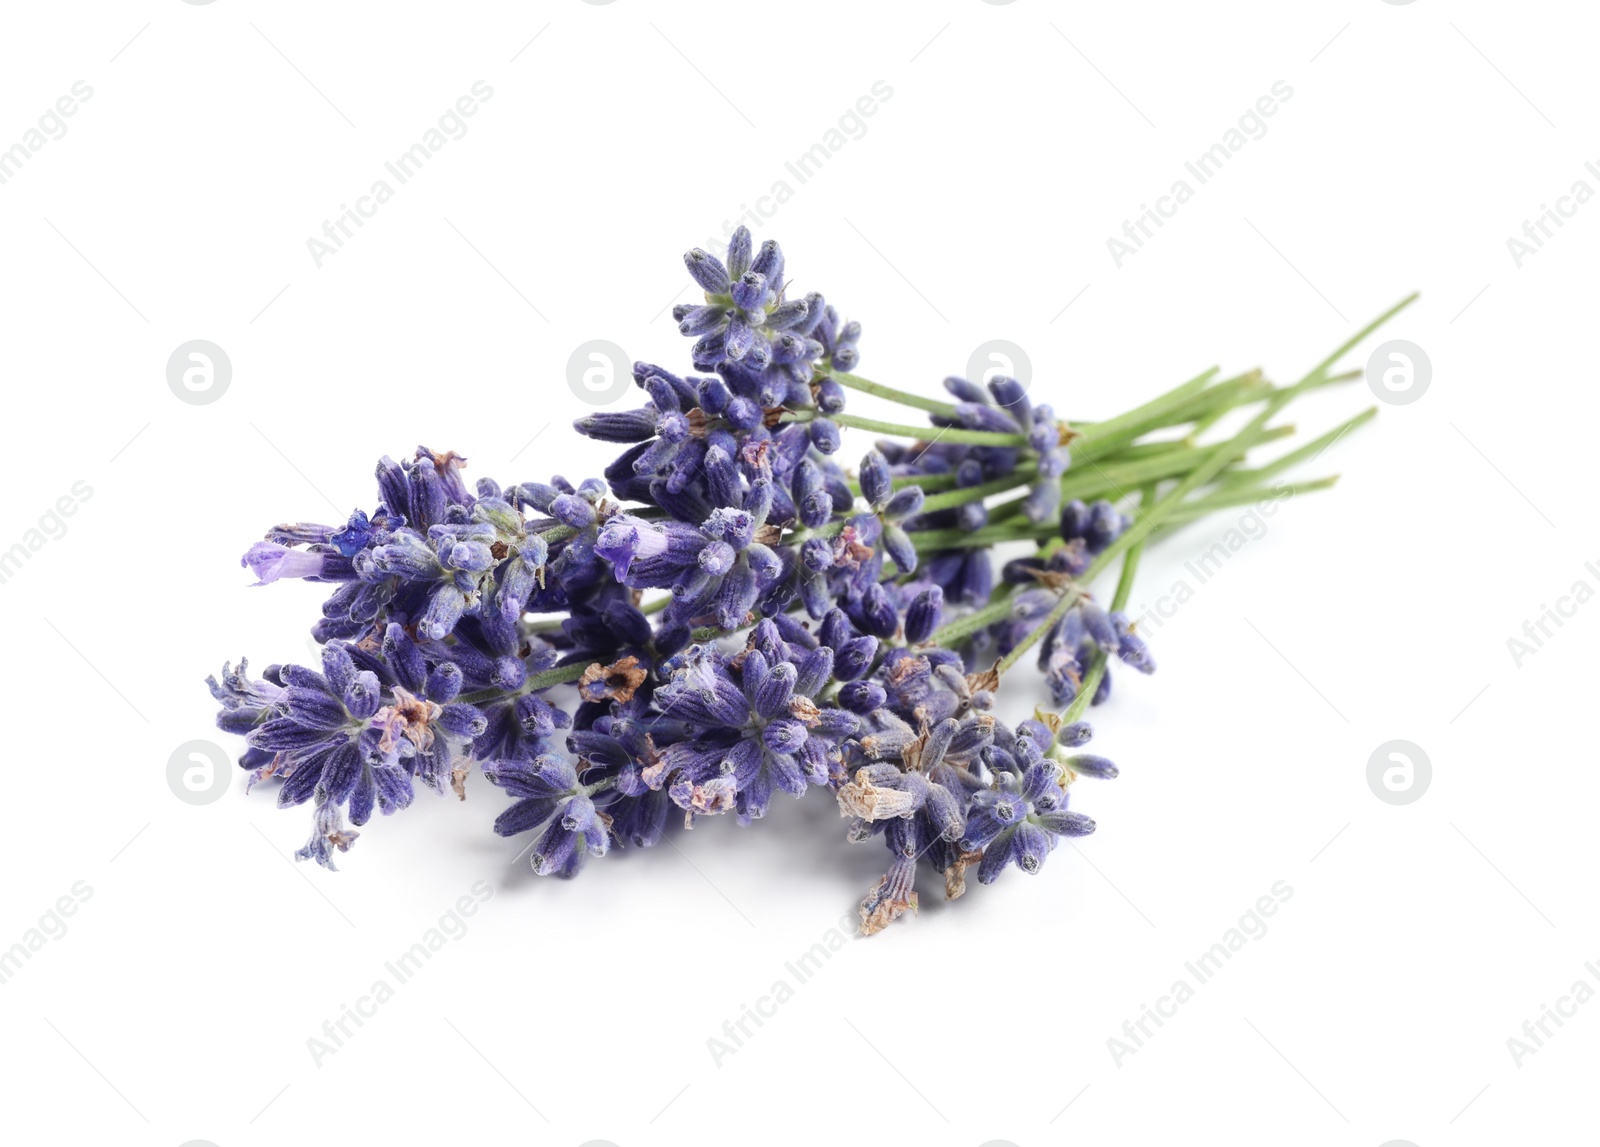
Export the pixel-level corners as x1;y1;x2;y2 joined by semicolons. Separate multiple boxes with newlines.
208;226;1412;934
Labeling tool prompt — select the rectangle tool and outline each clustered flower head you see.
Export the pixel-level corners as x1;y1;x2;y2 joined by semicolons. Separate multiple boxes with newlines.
937;373;1071;524
207;224;1388;936
987;500;1155;706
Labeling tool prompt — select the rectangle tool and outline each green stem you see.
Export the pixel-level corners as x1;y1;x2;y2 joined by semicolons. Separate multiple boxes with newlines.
918;470;1040;514
817;410;1030;447
926;593;1017;645
913;522;1057;552
1059;425;1293;501
823;369;961;418
459;660;589;705
1082;392;1294;578
1059;637;1114;726
1103;440;1206;461
891;435;1203;512
887;469;962;495
516;661;592;692
1155;476;1339;528
1069;366;1220;445
1071;373;1270;463
907;425;1294;553
923;408;1285;642
1109;518;1145;606
1072;365;1354;467
911;457;1350;553
1208;407;1374;493
994;586;1079;675
1297;294;1419;385
829;369;1314;507
894;437;1200;496
1183;389;1248;443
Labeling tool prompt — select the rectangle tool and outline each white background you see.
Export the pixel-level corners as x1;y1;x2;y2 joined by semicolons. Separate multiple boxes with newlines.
1;2;1594;1145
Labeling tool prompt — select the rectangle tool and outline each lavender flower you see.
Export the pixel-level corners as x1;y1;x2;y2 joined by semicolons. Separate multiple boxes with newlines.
931;375;1070;523
959;728;1094;885
214;632;485;868
677;228;842;387
641;619;857;824
988;505;1156;706
198;223;1380;937
482;755;610;877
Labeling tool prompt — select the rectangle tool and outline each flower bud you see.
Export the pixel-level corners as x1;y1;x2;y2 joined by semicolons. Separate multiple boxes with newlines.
685;247;730;294
859;449;892;510
904;586;943;644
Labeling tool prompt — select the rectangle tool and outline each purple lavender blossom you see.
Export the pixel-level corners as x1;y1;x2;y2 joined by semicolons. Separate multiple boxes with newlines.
482;755;611;877
958;728;1094;884
203;226;1180;938
641;619;856;824
988;503;1155;706
211;631;485;869
936;374;1070;523
676;227;853;389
